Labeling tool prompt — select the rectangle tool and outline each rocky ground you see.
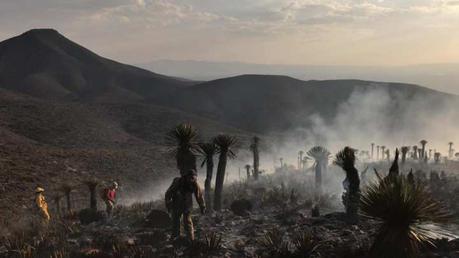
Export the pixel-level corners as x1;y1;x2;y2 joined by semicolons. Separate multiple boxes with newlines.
2;178;458;258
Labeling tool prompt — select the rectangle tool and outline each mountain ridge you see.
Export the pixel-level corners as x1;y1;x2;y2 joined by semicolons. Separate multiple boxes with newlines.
0;29;194;102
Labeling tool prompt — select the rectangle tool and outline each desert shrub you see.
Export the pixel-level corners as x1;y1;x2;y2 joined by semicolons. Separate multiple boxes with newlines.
258;228;318;258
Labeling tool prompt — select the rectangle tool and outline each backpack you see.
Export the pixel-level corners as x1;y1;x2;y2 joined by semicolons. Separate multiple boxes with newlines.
100;188;109;201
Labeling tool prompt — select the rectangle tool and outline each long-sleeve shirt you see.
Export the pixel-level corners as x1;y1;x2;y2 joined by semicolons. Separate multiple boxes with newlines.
35;193;50;220
165;177;205;213
36;193;48;209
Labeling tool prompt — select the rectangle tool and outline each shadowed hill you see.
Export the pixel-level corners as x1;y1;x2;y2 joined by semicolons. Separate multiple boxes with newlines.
170;75;458;132
0;29;193;101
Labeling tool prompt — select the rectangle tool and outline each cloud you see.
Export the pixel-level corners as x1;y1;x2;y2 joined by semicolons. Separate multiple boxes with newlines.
1;0;459;69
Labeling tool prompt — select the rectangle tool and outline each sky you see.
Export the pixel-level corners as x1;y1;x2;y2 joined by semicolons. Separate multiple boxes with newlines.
1;0;459;67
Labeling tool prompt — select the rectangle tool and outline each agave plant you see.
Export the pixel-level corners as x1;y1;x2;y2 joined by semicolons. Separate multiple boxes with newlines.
213;134;238;210
166;123;198;176
307;146;331;195
198;142;217;211
334;146;360;224
361;176;450;258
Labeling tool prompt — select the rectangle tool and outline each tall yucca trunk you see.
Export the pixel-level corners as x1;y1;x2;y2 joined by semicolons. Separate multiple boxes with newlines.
315;161;322;195
177;150;197;176
252;138;260;180
204;157;214;210
214;151;228;211
253;148;259;180
89;186;97;210
54;195;62;217
66;192;72;213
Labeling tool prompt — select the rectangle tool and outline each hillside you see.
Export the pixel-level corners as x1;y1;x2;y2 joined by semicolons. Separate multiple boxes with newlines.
141;59;459;95
0;29;193;102
0;91;252;220
169;75;458;133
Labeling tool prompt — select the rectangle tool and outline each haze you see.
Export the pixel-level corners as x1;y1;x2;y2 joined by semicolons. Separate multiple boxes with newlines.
1;0;458;93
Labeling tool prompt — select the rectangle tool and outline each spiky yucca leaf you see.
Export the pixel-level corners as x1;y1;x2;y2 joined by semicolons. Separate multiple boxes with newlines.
292;231;319;256
260;228;291;257
204;232;222;252
84;179;99;189
361;176;450;258
333;146;356;169
197;142;217;167
60;183;73;194
307;146;330;161
213;134;238;158
166;123;198;153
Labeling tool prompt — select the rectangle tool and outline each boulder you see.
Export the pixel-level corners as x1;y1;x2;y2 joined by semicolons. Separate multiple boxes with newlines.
145;210;172;229
78;208;104;225
230;199;253;216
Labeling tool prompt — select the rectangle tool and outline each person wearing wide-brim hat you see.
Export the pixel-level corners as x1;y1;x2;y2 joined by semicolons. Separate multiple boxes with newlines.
35;186;50;223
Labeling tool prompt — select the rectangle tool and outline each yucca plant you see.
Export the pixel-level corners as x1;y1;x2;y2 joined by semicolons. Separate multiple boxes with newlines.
166;123;198;176
420;140;428;159
203;232;223;252
360;176;451;258
250;136;260;180
198;142;217;211
84;179;99;210
334;146;360;224
245;164;251;180
401;146;410;164
53;194;63;217
213;134;237;211
307;146;331;195
260;228;291;257
292;231;319;257
60;184;74;214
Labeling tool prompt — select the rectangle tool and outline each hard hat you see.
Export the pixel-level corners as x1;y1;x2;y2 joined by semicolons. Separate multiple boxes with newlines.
185;169;197;177
112;181;118;188
35;187;45;193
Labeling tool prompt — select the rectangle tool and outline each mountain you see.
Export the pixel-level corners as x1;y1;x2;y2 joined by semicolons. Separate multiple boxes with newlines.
168;75;458;133
0;29;458;217
140;60;459;95
0;29;194;102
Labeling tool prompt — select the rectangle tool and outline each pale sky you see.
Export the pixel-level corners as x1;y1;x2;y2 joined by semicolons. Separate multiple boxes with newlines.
1;0;459;66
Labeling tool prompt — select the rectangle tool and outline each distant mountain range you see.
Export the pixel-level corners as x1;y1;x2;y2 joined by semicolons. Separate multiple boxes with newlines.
0;29;457;135
140;60;459;95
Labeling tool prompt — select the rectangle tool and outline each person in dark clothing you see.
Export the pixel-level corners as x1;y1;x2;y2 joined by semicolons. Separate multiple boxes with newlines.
165;169;205;241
